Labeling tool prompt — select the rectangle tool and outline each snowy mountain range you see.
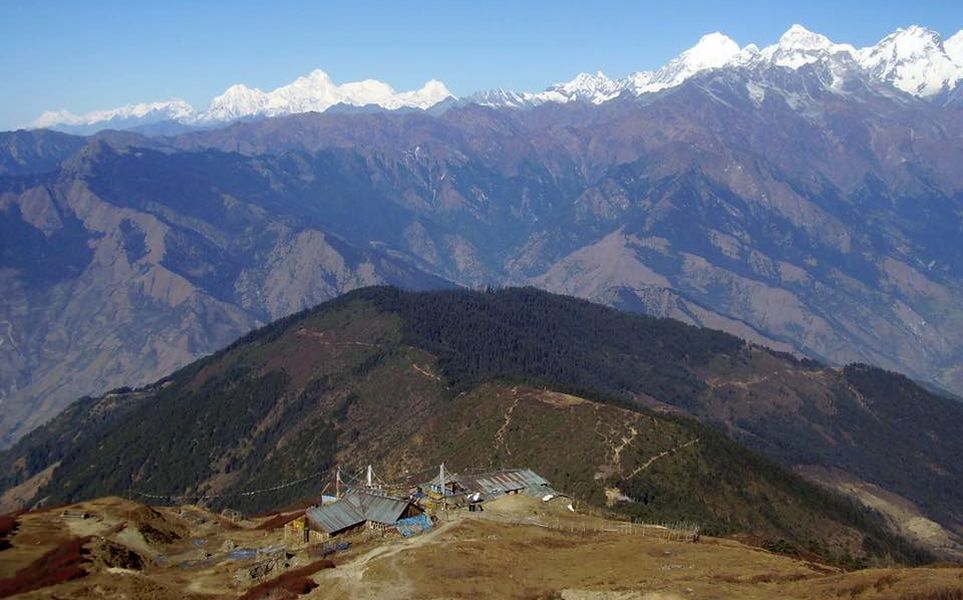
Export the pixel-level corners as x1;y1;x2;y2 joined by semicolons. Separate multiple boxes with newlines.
32;71;453;134
474;25;963;107
29;24;963;133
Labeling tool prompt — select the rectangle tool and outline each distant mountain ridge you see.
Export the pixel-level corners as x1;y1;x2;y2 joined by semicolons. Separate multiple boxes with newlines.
3;48;963;450
32;71;454;134
474;24;963;108
29;24;963;133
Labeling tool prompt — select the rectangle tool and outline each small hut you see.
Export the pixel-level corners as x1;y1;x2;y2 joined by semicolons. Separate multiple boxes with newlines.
305;489;423;541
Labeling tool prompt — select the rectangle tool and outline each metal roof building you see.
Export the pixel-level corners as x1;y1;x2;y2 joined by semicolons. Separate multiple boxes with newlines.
305;489;421;536
431;468;557;501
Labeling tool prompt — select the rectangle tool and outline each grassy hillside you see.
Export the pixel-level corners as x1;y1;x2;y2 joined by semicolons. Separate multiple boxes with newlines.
395;384;926;567
359;287;963;543
1;286;954;567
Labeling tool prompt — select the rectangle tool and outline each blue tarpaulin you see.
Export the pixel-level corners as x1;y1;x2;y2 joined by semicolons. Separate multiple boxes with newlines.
227;548;257;560
394;513;433;537
178;557;215;569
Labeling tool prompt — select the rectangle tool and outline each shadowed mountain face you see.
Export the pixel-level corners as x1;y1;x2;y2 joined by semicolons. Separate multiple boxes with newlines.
0;130;87;176
0;143;453;446
1;64;963;446
3;287;956;566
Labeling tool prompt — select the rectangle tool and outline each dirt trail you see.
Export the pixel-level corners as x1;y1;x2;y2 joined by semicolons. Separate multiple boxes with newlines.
612;423;639;473
294;329;382;348
493;389;521;455
627;439;700;479
410;363;442;382
706;370;782;389
336;520;454;579
315;519;456;598
307;502;963;600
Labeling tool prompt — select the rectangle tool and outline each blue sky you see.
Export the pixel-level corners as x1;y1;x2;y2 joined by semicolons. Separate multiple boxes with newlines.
2;0;962;130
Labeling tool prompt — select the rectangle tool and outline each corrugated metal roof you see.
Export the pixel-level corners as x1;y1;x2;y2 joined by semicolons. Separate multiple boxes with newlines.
306;497;364;534
305;489;414;534
453;468;554;499
347;490;412;525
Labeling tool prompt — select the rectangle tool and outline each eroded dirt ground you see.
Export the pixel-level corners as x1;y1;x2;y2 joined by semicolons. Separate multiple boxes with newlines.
1;495;961;599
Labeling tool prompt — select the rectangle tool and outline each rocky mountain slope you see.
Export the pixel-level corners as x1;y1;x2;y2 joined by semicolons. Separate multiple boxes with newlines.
3;25;963;447
0;130;86;176
3;286;953;566
0;136;452;446
161;62;963;399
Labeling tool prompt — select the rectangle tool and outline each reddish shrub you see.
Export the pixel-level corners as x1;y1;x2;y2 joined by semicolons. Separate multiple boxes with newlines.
237;559;335;600
0;536;92;598
255;512;303;531
0;515;17;538
898;590;963;600
0;514;18;551
251;497;316;519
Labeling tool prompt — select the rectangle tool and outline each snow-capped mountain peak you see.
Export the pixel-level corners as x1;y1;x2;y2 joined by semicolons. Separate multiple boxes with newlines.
499;32;753;107
467;89;538;109
678;32;743;70
548;71;621;103
486;71;624;106
857;26;963;96
32;99;196;131
619;32;750;96
761;24;857;69
28;24;963;133
32;71;454;132
527;23;963;108
777;24;836;50
385;79;453;110
201;69;454;121
204;84;268;122
562;71;614;91
298;69;335;86
946;30;963;65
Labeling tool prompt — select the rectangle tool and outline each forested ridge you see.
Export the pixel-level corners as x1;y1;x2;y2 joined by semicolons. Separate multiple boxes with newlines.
1;286;959;566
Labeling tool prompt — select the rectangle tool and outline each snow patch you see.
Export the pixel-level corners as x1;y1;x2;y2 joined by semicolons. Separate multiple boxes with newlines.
746;82;766;104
